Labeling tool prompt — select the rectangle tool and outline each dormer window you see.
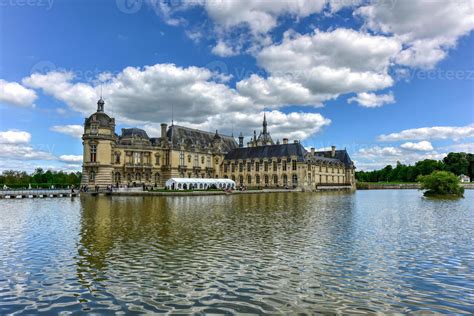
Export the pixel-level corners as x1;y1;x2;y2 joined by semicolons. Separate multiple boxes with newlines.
91;124;98;134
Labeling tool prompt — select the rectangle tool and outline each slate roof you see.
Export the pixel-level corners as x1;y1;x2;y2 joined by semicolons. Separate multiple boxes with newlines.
313;149;354;168
225;143;307;162
121;128;150;139
167;125;238;152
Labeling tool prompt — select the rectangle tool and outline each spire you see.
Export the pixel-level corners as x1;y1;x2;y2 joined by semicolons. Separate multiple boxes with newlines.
263;111;267;134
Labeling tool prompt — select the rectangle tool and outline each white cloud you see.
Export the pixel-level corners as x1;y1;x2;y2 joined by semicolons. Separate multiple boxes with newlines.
348;91;395;107
237;28;400;107
23;65;254;125
355;0;474;69
0;129;82;171
201;0;327;35
400;141;434;151
59;155;83;163
378;124;474;142
354;145;446;171
0;143;55;161
144;110;331;142
0;130;31;144
442;142;474;153
0;79;37;107
22;64;331;141
50;125;83;139
211;41;238;57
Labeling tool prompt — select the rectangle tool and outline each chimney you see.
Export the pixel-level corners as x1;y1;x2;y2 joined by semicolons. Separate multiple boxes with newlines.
161;123;167;140
283;138;288;144
311;147;315;155
331;145;336;158
294;140;299;144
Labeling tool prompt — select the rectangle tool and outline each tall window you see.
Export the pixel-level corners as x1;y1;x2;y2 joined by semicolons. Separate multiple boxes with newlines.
179;151;185;166
90;144;97;162
239;175;243;185
264;161;268;172
206;156;211;168
155;173;160;184
231;163;235;172
194;155;199;167
247;175;252;184
201;156;205;164
292;174;298;185
282;160;287;171
247;162;251;172
264;175;269;185
224;164;228;173
188;155;192;163
89;171;95;182
115;153;120;164
114;172;121;183
255;162;260;171
292;160;297;171
283;174;288;186
155;155;160;165
133;152;141;164
273;175;278;184
273;161;277;171
256;175;260;184
239;163;243;172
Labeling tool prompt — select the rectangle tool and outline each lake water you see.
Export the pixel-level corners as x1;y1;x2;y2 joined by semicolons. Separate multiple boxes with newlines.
0;190;473;314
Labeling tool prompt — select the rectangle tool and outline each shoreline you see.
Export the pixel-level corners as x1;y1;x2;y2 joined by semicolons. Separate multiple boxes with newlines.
357;183;474;190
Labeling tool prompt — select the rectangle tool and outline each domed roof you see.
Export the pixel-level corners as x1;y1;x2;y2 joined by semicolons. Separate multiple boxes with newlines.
85;112;114;128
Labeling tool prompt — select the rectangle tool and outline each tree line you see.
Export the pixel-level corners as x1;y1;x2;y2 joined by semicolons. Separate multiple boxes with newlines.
0;168;82;189
356;152;474;183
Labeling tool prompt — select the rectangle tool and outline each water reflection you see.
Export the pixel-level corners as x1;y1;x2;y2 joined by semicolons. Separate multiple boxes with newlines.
0;191;473;314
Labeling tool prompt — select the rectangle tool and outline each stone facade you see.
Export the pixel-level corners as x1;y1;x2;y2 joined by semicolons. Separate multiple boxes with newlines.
81;99;356;190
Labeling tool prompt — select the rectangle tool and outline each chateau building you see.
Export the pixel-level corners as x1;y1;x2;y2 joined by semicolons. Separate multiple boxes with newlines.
81;98;356;189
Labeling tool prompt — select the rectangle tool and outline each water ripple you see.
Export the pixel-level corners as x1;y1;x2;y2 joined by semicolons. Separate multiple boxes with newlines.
0;191;473;314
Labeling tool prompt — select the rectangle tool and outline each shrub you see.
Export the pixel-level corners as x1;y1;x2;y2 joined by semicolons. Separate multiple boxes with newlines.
417;171;464;198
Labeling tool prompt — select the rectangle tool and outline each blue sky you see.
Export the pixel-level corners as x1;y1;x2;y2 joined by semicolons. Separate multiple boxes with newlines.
0;0;473;171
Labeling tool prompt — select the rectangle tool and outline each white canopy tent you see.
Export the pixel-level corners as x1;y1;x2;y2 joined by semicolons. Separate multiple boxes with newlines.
165;178;236;190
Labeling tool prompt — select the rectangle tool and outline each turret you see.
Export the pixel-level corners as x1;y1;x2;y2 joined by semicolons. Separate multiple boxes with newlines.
97;98;105;112
238;132;244;148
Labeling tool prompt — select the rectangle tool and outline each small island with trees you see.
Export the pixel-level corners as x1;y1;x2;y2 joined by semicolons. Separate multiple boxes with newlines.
356;152;472;198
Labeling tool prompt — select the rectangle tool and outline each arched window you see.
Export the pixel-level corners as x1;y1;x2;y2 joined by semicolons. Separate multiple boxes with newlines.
264;175;269;185
273;175;278;185
256;175;260;184
283;174;288;186
231;175;236;181
247;175;252;184
179;151;185;166
239;175;243;185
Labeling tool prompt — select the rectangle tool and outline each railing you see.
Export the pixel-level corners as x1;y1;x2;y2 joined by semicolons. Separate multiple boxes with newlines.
0;189;78;198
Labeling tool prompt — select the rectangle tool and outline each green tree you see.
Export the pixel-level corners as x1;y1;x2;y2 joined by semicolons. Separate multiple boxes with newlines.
443;152;469;176
418;171;464;197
